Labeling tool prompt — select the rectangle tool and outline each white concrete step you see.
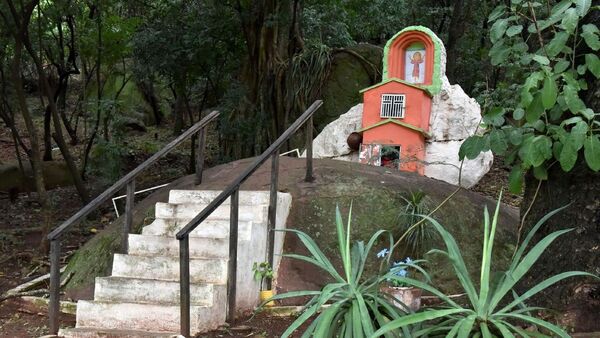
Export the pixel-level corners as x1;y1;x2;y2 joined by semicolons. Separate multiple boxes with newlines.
128;234;228;258
140;218;253;240
74;301;224;333
58;327;181;337
169;189;271;205
94;276;217;306
111;254;227;284
155;202;267;222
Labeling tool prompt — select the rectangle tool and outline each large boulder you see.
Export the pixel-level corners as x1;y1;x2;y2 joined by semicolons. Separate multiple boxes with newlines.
317;44;382;132
63;157;518;302
309;104;362;160
424;76;494;187
0;160;74;193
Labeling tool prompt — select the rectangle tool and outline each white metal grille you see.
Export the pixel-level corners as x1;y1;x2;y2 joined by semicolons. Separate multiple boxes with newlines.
380;94;405;118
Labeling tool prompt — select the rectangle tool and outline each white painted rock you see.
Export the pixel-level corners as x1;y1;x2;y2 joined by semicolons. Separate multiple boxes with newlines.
306;103;363;159
424;141;493;188
429;76;482;141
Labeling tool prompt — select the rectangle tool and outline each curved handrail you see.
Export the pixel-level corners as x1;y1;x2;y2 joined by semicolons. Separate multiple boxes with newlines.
47;110;219;335
177;100;322;337
48;110;219;240
176;101;321;239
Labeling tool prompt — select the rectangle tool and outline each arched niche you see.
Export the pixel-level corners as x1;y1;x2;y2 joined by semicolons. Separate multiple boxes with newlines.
385;31;435;85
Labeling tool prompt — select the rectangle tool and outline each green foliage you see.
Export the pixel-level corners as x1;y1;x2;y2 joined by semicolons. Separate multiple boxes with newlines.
373;194;597;337
461;1;600;192
396;191;436;256
271;205;429;337
252;261;273;291
89;138;126;183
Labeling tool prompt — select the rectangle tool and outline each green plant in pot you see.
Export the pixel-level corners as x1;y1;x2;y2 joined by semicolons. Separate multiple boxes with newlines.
253;261;274;307
372;194;598;337
377;254;423;312
267;205;431;337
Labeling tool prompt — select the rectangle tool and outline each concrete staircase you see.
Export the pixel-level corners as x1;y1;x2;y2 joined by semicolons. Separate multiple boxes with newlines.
59;190;292;338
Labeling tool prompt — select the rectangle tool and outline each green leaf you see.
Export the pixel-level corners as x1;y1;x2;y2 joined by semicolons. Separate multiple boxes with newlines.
508;166;523;193
526;94;545;123
582;108;595;120
559;137;579;171
491;19;509;43
564;84;586;114
489;5;507;22
533;165;548;180
513;108;525;120
584;135;600;171
541;75;558;109
371;309;468;337
546;31;569;57
508;128;523;145
490;41;511;65
585;53;600;78
576;0;592;17
581;24;600;50
521;72;543;107
528;136;553;167
459;136;488;160
561;8;578;34
554;60;570;73
532;54;550;66
490;129;509;155
506;25;523;37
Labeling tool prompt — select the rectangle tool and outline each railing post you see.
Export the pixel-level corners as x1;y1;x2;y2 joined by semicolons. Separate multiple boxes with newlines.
49;239;61;335
266;150;279;290
305;115;314;182
227;188;239;322
195;128;206;185
122;180;135;253
179;236;190;337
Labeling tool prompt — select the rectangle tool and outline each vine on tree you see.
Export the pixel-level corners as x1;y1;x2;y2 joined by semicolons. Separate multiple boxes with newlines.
459;0;600;193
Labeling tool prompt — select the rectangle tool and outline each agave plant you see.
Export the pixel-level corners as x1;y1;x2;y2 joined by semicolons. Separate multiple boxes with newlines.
268;205;430;338
372;194;597;338
396;190;436;256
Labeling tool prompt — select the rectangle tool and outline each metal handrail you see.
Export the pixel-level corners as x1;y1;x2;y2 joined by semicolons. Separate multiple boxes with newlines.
46;110;220;335
177;100;322;337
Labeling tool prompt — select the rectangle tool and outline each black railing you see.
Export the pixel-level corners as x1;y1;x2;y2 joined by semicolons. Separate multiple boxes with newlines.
176;100;322;337
46;111;220;335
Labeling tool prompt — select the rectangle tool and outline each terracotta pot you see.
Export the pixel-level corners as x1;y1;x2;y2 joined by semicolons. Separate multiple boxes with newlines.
380;285;422;311
260;290;275;307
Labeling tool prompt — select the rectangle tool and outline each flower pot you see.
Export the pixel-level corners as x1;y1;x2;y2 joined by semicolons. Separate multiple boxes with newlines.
380;286;422;311
260;289;275;307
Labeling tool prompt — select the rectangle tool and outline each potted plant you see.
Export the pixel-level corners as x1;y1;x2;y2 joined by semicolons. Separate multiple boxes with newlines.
377;253;422;312
252;261;274;307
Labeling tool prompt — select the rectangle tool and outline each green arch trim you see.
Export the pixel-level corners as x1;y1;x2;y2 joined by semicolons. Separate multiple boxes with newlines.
381;26;444;95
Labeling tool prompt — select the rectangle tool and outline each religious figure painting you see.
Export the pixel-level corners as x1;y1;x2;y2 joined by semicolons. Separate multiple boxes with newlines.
405;49;425;83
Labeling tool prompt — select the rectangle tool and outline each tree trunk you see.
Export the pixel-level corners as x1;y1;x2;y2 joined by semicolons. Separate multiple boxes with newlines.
20;26;89;203
445;0;473;83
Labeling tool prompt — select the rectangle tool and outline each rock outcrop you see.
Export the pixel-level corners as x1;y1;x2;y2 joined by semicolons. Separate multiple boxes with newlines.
424;76;493;187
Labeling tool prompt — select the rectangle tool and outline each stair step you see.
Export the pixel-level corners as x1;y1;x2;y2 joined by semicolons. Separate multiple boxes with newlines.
169;190;270;205
111;254;227;284
58;327;181;338
155;202;267;221
140;218;253;240
74;301;225;334
128;234;229;259
94;276;216;305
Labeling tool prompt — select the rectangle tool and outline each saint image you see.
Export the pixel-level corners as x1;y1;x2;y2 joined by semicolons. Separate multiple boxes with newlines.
405;49;425;83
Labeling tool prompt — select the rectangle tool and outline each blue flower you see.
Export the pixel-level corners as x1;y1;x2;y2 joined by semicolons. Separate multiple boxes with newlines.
395;268;408;278
376;248;390;258
404;257;413;264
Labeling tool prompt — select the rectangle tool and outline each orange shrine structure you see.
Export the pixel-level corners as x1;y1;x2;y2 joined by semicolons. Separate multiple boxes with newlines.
358;26;444;175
